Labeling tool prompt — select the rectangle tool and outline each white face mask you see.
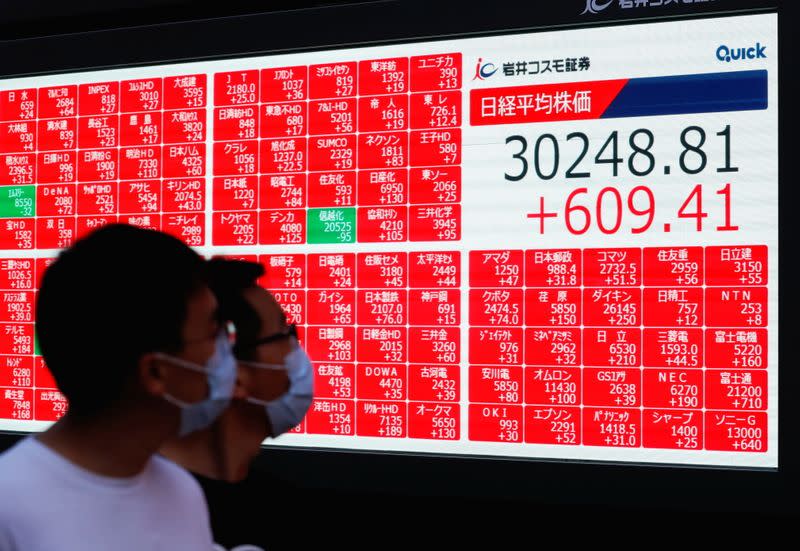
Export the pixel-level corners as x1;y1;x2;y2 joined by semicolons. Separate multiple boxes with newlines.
239;344;314;437
154;331;237;437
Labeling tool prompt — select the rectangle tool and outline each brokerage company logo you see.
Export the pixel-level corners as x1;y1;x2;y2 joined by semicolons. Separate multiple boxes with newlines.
716;42;767;62
581;0;614;14
472;58;499;81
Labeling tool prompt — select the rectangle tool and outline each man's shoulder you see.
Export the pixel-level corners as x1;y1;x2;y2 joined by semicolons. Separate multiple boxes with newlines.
148;454;205;502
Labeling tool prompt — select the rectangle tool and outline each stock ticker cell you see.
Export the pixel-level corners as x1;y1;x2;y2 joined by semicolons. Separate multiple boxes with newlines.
37;118;77;151
215;104;258;141
356;289;407;326
359;132;408;169
78;82;119;115
582;288;641;327
261;138;306;173
525;367;581;407
358;57;409;95
525;249;581;287
357;206;407;242
77;181;118;218
0;355;33;387
583;408;642;448
261;66;307;103
410;54;462;92
260;173;306;209
359;169;407;206
76;216;117;241
409;129;460;166
37;86;77;119
408;365;460;402
0;219;35;250
314;362;354;400
357;327;406;363
469;250;524;287
35;357;57;389
0;120;36;153
408;402;460;440
163;109;205;143
583;368;642;408
408;327;459;364
704;287;767;327
120;214;160;232
643;288;703;327
0;291;34;323
642;369;703;409
525;288;582;327
705;328;767;369
309;62;357;99
307;253;355;288
307;171;355;207
0;258;34;290
0;153;35;186
469;365;524;404
307;289;354;326
259;253;305;289
0;323;33;356
306;326;356;364
119;180;160;214
525;406;581;445
162;144;206;178
212;212;257;246
525;328;581;366
0;388;33;421
214;71;259;106
583;248;641;287
409;289;460;326
582;328;641;368
164;74;207;109
357;363;407;401
705;245;767;286
37;182;77;217
305;399;354;436
642;410;703;450
410;91;461;129
77;149;117;182
213;140;258;175
78;115;118;149
643;328;703;368
258;209;306;245
163;213;205;246
705;370;767;411
358;95;408;132
120;78;162;112
0;89;37;121
643;246;704;286
410;204;460;241
162;179;204;212
409;251;460;288
469;288;523;326
120;147;161;181
37;152;76;184
309;98;357;135
34;389;68;422
468;404;523;443
468;328;523;366
356;252;406;288
308;135;354;172
705;411;767;452
261;101;306;138
409;166;460;205
119;112;161;146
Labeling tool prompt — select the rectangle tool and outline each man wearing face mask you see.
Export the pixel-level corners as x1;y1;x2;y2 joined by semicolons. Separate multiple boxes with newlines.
0;224;233;551
161;258;314;484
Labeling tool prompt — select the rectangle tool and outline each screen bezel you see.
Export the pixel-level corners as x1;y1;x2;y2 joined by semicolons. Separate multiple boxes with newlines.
0;0;795;515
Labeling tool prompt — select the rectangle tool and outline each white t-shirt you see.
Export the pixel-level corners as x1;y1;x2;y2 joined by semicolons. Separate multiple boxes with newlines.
0;436;215;551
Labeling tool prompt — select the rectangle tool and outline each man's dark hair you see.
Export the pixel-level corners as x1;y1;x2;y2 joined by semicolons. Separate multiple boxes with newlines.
206;258;265;362
36;224;207;418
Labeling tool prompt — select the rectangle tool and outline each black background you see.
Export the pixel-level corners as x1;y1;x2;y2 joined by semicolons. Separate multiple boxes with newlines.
1;0;798;546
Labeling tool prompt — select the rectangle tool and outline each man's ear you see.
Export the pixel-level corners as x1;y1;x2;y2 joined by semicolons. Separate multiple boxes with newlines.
138;352;168;397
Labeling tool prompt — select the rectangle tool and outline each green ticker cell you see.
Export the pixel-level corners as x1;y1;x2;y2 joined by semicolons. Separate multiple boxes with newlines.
0;185;36;218
307;208;356;244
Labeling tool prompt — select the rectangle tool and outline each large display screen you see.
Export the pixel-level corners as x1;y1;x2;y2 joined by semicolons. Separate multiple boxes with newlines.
0;12;777;468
